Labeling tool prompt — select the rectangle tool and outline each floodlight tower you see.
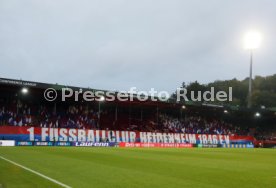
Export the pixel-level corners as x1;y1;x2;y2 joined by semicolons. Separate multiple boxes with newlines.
244;31;262;108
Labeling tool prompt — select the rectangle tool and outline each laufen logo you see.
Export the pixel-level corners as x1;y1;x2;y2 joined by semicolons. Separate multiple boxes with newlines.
75;142;110;147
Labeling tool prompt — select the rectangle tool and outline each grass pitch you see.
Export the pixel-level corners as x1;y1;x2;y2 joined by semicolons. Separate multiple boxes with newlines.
0;147;275;188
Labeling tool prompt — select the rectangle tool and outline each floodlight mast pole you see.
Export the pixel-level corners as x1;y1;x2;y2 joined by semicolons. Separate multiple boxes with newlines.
248;49;253;108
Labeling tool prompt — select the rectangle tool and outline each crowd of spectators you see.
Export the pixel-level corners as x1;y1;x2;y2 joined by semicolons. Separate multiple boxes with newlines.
0;101;248;135
0;101;32;127
158;114;245;135
255;130;276;141
0;101;99;129
37;105;99;129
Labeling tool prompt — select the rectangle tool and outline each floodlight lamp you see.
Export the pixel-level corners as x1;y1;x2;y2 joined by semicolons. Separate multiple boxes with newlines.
244;30;262;50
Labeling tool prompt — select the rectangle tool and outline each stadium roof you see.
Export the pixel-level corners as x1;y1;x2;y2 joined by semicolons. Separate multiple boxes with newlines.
0;77;182;109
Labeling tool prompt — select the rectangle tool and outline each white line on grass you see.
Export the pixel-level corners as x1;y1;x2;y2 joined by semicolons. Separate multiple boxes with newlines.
0;156;72;188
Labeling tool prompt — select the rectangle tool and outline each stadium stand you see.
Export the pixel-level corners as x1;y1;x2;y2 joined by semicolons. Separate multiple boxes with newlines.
0;77;275;142
0;98;256;136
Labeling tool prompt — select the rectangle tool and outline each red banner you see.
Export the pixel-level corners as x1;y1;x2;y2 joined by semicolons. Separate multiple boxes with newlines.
119;142;193;148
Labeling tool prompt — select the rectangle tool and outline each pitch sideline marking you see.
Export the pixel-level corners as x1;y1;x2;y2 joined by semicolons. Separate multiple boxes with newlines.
0;156;72;188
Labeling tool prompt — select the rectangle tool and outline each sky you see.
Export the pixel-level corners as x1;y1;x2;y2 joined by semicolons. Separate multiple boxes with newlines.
0;0;276;94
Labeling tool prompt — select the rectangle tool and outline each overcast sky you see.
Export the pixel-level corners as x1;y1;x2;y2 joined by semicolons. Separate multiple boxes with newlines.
0;0;275;93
